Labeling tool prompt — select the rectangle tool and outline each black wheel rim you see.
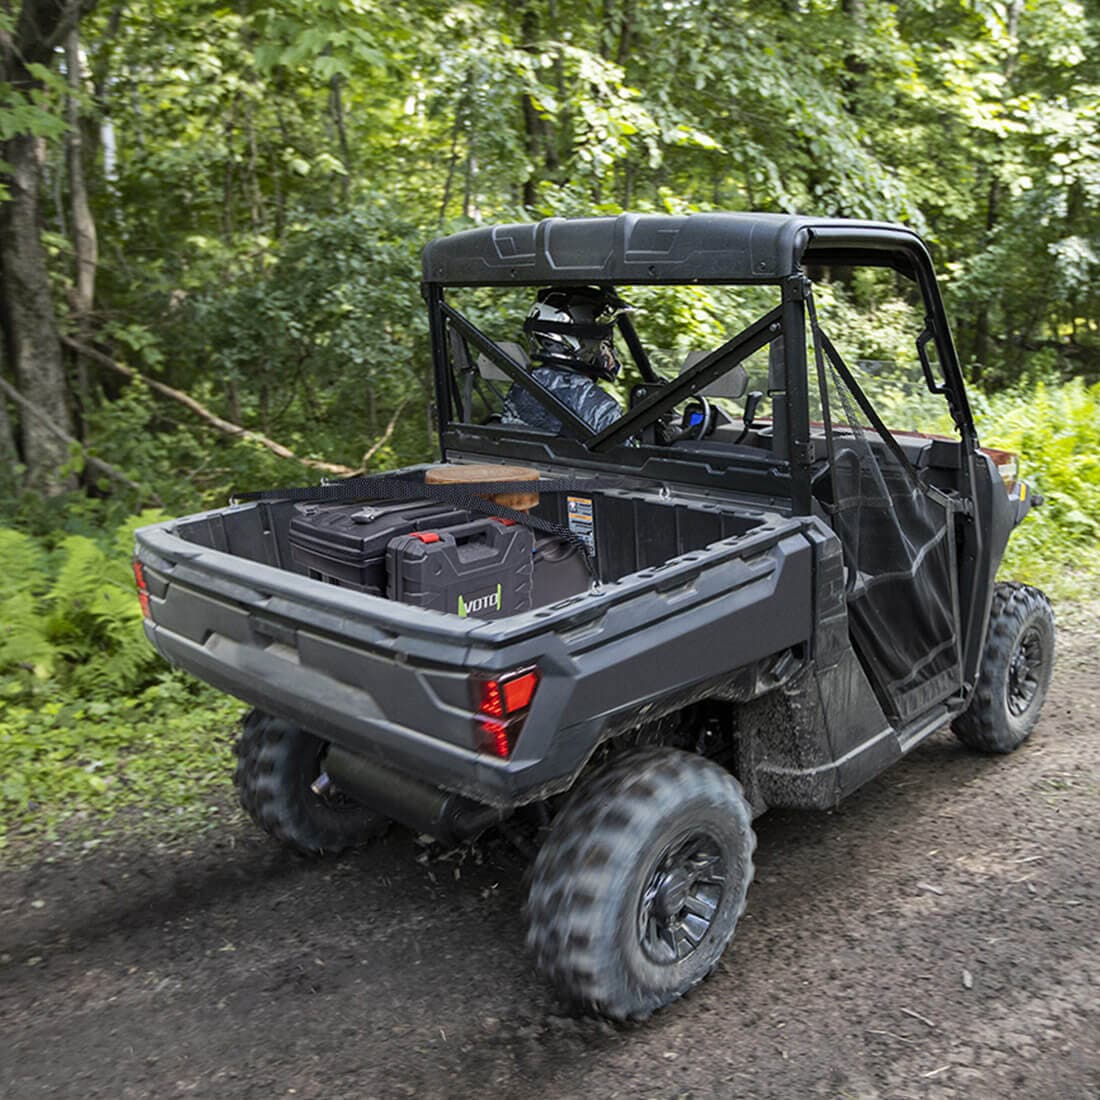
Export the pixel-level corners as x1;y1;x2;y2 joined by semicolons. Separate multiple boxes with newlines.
637;831;726;965
1006;626;1044;717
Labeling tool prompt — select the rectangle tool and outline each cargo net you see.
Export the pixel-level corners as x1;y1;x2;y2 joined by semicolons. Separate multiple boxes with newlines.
809;312;961;725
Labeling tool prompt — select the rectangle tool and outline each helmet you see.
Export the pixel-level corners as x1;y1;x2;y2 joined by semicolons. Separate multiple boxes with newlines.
524;287;633;382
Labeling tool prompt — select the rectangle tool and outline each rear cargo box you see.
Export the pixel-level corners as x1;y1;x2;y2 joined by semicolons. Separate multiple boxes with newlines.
387;519;534;619
289;499;468;593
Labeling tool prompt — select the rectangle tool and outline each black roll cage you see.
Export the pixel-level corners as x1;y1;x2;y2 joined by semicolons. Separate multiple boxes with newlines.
438;294;786;454
422;217;978;517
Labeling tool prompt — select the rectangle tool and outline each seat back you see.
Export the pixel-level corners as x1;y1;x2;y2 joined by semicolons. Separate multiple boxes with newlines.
679;351;748;399
477;340;529;382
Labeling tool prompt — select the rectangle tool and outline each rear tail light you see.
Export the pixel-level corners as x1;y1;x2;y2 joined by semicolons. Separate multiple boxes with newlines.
132;559;151;618
475;668;540;758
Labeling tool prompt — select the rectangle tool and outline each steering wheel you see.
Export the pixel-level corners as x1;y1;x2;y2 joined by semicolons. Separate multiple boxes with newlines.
682;398;714;439
681;398;739;439
664;398;726;442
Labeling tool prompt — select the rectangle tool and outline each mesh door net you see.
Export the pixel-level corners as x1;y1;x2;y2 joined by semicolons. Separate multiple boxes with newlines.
809;305;963;725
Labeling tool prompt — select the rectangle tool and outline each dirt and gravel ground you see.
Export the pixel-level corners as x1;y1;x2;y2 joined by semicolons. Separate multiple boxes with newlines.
1;602;1098;1100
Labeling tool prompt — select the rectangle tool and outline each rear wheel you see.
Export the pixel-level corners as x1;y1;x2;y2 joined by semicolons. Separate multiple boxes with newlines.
234;709;387;854
526;747;755;1021
953;582;1055;754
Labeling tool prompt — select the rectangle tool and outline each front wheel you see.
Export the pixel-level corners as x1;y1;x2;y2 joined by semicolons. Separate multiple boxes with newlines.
234;710;387;854
526;748;755;1021
952;582;1055;754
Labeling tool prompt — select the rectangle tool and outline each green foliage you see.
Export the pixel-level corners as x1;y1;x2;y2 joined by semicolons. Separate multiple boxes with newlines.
0;511;246;851
173;206;435;474
975;379;1100;598
0;511;165;695
0;11;72;202
0;65;69;143
810;277;960;437
0;529;55;678
23;0;1089;520
0;677;243;852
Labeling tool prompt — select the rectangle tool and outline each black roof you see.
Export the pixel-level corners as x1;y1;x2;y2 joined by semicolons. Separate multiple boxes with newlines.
421;213;934;287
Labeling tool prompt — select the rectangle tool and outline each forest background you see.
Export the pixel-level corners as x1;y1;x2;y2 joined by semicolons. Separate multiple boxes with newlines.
1;0;1098;851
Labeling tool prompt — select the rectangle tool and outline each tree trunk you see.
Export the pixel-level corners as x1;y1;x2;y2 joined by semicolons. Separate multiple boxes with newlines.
0;0;96;495
520;3;540;210
0;392;18;483
462;153;476;219
522;92;540;209
840;0;868;83
329;74;351;204
0;344;20;495
0;132;77;494
615;0;635;65
66;28;98;428
66;28;97;312
222;98;237;241
439;107;462;224
245;103;266;233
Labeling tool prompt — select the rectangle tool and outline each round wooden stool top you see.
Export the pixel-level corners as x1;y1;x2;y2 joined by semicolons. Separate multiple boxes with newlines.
425;463;540;511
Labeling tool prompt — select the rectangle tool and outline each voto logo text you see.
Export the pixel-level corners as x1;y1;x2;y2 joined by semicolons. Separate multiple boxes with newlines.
457;583;503;618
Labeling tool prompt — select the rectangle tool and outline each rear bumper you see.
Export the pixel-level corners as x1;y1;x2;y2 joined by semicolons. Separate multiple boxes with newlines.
145;620;523;803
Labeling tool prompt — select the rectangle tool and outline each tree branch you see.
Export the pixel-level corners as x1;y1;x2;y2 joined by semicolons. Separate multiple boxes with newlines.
0;374;162;503
360;398;407;468
62;335;386;476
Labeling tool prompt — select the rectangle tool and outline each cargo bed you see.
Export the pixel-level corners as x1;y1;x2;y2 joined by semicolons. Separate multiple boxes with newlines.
135;480;815;807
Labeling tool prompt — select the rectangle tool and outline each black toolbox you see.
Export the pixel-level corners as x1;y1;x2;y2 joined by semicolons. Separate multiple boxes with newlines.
289;499;469;593
387;519;534;619
532;536;590;606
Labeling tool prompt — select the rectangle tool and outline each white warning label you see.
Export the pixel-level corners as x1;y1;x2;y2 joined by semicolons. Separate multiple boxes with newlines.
567;495;595;553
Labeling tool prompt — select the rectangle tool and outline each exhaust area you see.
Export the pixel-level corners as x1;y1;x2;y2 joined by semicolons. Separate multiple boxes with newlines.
320;744;504;846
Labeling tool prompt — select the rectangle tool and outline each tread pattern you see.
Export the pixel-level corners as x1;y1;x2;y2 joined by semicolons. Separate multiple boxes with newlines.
952;582;1055;753
234;709;386;855
526;747;755;1021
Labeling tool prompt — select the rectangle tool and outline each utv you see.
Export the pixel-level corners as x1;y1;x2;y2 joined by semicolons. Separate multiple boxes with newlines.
133;213;1054;1020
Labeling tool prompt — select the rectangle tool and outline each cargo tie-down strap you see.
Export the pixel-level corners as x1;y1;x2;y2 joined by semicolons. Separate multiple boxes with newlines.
231;472;625;580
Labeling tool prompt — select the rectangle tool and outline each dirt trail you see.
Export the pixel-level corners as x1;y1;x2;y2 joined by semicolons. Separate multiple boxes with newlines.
2;604;1098;1100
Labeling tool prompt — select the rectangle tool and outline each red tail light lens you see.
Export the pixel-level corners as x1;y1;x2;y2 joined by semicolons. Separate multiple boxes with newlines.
502;671;538;713
480;716;511;759
132;559;151;619
476;668;540;758
481;678;505;719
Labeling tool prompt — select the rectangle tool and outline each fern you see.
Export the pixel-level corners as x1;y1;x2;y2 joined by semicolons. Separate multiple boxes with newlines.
0;590;55;678
0;528;50;599
975;379;1100;595
44;534;159;697
0;524;159;697
0;530;53;678
110;509;168;560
